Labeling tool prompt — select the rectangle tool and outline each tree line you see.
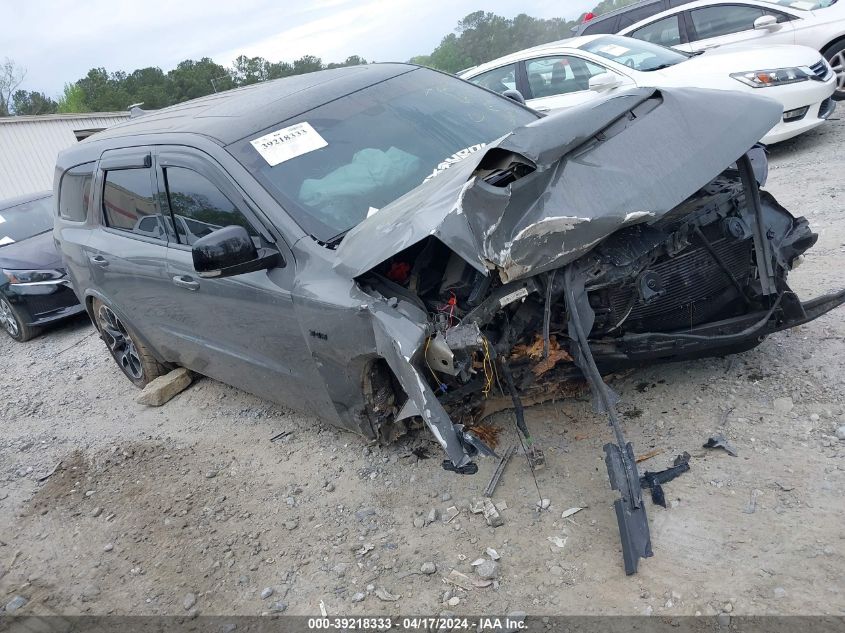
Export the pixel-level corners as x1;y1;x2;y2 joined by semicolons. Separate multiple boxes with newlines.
2;1;637;117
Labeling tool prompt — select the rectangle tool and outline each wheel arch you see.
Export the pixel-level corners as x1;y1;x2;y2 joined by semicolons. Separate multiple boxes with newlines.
821;34;845;56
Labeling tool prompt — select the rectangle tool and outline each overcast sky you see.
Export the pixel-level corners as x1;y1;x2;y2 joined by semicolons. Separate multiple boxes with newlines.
5;0;597;97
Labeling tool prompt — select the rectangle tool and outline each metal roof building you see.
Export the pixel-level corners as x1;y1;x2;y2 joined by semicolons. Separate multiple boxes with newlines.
0;112;129;200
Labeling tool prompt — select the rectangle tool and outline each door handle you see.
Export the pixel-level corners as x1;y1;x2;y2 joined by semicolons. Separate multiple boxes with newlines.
534;106;551;112
172;275;200;291
89;255;109;268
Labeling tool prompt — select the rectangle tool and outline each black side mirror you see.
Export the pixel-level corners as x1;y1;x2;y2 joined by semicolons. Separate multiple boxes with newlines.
192;225;280;278
502;89;526;105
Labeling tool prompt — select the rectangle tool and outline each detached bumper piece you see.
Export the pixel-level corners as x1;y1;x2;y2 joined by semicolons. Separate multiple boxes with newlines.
564;266;652;575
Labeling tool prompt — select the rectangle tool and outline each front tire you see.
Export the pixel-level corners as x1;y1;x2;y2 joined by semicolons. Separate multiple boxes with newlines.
823;40;845;101
0;295;38;342
92;298;166;388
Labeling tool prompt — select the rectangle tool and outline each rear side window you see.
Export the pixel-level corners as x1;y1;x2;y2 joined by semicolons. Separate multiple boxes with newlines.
632;14;683;46
59;163;95;222
689;5;765;39
467;64;518;95
582;16;621;34
102;168;165;241
162;167;257;245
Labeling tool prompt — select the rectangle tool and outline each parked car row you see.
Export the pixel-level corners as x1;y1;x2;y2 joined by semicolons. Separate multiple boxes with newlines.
575;0;845;99
461;34;836;143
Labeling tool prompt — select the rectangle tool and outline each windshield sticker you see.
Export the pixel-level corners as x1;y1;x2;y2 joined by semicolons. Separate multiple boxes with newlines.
0;214;5;224
0;236;14;246
250;122;328;167
597;44;631;57
367;206;380;218
423;143;486;184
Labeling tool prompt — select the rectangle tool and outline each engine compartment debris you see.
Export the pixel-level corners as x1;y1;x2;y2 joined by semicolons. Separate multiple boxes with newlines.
639;452;692;508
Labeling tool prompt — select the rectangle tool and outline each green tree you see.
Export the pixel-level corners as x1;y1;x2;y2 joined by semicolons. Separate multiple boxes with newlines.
167;57;233;101
57;83;88;113
12;90;58;115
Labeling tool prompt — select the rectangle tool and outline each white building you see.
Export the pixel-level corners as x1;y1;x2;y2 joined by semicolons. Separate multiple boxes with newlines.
0;112;130;200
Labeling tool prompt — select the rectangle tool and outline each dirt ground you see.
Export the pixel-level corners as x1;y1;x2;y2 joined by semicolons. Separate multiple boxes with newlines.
1;116;844;619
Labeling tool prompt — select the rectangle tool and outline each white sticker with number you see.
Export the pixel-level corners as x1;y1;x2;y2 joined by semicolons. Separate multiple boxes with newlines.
250;122;328;167
499;287;529;308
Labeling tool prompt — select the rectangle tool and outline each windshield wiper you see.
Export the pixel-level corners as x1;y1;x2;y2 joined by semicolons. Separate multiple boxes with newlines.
643;63;679;72
323;228;351;249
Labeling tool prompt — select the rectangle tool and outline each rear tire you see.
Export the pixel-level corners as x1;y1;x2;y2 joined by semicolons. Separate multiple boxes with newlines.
92;298;166;388
823;40;845;101
0;295;38;342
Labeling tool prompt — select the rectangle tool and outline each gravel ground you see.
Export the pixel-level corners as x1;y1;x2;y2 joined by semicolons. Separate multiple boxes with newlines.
1;116;843;617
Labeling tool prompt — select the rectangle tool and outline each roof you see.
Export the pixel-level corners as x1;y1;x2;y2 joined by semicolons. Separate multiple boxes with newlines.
88;63;418;147
0;112;130;199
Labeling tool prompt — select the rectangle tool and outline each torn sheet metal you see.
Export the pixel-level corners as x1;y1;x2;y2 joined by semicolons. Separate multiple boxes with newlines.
335;87;782;283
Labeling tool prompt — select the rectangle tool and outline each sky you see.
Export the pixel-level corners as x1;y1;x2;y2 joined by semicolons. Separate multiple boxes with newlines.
4;0;597;97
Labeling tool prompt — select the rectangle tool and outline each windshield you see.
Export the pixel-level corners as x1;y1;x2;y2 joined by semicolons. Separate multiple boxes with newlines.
580;35;691;72
0;195;53;246
230;67;537;242
758;0;837;8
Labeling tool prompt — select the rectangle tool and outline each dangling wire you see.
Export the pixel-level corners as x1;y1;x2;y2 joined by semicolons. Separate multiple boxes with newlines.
423;336;448;394
480;336;495;397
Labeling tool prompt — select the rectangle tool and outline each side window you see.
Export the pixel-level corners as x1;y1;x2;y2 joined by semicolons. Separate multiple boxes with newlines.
59;162;95;222
467;64;517;95
689;5;765;40
631;14;683;46
525;56;607;98
162;166;257;246
102;168;163;241
582;16;620;34
618;2;667;29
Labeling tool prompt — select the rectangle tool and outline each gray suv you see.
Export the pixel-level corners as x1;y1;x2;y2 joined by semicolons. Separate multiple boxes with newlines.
55;63;844;575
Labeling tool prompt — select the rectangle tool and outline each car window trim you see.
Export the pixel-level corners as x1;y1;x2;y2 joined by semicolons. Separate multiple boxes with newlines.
155;148;274;249
97;147;169;246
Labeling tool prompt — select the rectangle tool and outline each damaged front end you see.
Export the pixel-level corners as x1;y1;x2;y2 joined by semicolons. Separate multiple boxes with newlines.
336;87;845;574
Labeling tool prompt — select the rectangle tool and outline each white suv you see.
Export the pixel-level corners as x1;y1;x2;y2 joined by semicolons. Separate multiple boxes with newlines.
617;0;845;98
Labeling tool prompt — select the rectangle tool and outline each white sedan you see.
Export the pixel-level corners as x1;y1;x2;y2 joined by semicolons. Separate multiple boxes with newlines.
615;0;845;99
460;35;836;144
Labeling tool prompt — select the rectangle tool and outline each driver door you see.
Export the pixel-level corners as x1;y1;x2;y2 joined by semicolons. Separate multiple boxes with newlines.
153;148;323;411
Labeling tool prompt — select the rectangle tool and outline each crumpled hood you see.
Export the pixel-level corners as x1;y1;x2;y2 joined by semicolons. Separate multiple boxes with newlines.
335;86;782;283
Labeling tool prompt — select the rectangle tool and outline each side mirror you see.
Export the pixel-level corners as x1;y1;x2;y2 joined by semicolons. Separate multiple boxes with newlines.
192;225;279;278
502;89;526;105
589;72;622;92
754;15;781;30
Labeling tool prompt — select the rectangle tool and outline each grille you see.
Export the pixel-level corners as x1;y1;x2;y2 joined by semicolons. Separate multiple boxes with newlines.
810;60;831;81
24;287;78;318
607;236;753;333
